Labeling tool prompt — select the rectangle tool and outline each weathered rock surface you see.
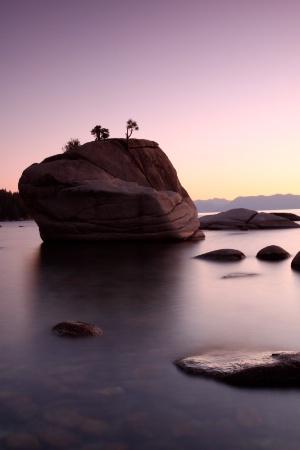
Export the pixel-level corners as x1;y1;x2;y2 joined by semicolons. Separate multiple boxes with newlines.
195;249;246;261
291;251;300;271
51;321;102;337
200;208;300;230
175;351;300;387
256;245;291;261
18;139;204;241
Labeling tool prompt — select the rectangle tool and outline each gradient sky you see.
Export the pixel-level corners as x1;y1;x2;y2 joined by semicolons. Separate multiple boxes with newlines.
1;0;299;200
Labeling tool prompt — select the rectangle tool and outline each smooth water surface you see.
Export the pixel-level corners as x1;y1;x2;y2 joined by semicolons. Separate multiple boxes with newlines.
1;214;300;449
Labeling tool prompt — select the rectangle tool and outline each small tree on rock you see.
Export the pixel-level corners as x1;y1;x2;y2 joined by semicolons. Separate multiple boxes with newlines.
91;125;110;141
62;138;80;152
126;119;139;144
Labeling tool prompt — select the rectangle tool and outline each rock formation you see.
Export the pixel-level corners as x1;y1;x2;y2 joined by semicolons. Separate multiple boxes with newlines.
175;351;300;387
291;251;300;271
200;208;300;230
18;139;204;241
195;249;246;261
256;245;291;261
51;321;102;337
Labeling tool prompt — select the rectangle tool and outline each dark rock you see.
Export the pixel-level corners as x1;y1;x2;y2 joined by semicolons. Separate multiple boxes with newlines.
291;251;300;271
256;245;291;261
195;249;246;261
18;139;204;242
249;212;300;229
271;212;300;221
200;208;300;230
175;351;300;387
51;321;102;337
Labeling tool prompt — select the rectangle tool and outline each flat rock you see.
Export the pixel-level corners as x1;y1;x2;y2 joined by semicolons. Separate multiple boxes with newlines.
256;245;291;261
195;249;246;261
175;351;300;387
291;251;300;271
18;139;204;242
200;208;300;230
222;272;258;279
51;321;102;337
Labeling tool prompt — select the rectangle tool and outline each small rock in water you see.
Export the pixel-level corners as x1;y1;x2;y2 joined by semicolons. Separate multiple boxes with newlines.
222;272;258;279
175;350;300;387
51;321;102;337
256;245;290;261
291;251;300;272
195;249;246;261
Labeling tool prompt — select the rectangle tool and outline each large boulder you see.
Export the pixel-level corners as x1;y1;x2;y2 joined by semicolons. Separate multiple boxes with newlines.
18;139;204;241
200;208;300;230
175;351;300;387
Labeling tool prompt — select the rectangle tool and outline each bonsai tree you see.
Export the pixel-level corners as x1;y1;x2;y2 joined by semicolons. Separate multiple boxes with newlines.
126;119;139;143
91;125;110;141
62;138;80;152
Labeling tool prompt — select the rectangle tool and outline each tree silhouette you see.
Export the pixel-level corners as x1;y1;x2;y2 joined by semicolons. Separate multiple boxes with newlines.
126;119;139;143
62;138;80;152
91;125;110;141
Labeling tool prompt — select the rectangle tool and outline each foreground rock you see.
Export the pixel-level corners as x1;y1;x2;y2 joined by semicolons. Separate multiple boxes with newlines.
51;321;102;337
291;251;300;271
18;139;204;241
200;208;300;230
175;351;300;387
195;249;246;261
256;245;291;261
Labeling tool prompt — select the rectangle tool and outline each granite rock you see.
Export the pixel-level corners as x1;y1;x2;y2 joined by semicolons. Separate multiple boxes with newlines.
256;245;291;261
175;351;300;387
200;208;300;230
18;139;204;242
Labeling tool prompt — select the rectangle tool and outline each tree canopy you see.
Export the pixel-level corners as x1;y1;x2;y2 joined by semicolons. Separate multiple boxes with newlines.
62;138;81;152
126;119;139;142
0;189;29;220
91;125;110;141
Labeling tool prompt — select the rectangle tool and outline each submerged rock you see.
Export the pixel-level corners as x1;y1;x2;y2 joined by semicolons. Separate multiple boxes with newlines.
291;251;300;271
175;351;300;387
200;208;300;230
256;245;291;261
18;139;204;242
222;272;258;279
195;249;246;261
51;321;102;337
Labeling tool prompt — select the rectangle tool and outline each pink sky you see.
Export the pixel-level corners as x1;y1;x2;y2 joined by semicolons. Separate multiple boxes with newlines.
1;0;299;200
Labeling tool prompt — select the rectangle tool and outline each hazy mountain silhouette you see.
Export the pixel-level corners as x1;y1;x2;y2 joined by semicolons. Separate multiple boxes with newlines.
194;194;300;213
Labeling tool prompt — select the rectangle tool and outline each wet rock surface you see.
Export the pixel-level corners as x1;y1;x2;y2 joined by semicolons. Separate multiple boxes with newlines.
175;351;300;387
51;321;102;337
195;249;246;261
222;272;258;279
256;245;291;261
200;208;300;230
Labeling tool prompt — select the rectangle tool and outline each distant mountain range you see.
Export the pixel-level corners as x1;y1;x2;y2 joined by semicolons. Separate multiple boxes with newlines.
194;194;300;213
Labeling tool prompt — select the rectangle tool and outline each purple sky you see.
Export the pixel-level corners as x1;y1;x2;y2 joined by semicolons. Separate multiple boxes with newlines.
1;0;299;200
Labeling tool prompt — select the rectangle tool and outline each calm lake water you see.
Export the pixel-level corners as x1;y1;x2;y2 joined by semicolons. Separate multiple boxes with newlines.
1;211;300;449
